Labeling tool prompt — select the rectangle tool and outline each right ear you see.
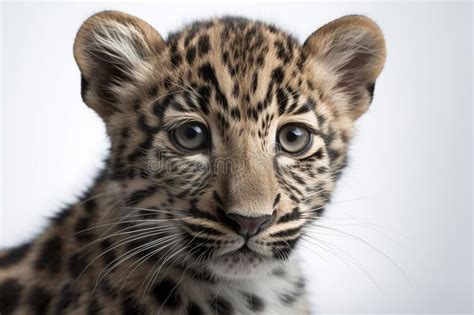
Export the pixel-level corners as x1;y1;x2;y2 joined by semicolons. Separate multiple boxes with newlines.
74;11;164;118
303;15;386;120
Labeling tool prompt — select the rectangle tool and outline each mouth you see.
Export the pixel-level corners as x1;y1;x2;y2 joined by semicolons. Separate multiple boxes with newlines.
178;222;288;279
218;242;267;263
205;241;280;280
229;243;257;256
236;244;253;254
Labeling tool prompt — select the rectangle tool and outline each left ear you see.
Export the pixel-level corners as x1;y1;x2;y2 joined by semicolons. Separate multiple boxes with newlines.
303;15;386;120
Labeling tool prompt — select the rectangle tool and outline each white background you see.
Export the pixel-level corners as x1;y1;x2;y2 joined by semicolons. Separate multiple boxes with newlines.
1;2;472;314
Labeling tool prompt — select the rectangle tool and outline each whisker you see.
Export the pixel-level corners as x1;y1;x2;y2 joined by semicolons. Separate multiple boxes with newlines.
74;228;183;286
122;206;188;216
142;228;208;297
96;232;184;290
307;224;410;281
115;236;183;300
155;244;203;315
70;219;185;259
300;234;380;288
71;217;185;236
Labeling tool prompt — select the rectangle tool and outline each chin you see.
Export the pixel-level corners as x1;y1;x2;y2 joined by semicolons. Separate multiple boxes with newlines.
206;247;281;280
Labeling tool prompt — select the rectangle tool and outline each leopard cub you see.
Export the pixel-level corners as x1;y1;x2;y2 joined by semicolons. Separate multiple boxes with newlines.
0;11;385;314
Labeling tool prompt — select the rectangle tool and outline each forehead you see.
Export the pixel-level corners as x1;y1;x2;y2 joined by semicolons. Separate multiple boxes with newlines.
149;18;317;130
167;17;301;71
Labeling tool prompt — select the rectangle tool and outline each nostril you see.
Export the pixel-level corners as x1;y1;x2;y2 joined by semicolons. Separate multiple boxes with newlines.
226;213;272;237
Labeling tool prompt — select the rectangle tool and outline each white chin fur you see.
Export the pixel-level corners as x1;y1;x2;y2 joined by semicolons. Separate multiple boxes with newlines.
206;254;280;280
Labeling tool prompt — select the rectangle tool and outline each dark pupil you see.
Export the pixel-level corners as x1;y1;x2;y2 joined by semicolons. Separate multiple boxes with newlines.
185;126;200;139
286;128;301;142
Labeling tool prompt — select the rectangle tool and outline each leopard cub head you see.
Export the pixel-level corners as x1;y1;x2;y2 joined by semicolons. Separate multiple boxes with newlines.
74;11;385;279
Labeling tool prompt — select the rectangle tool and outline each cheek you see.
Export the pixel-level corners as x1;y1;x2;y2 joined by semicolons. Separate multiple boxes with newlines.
146;149;214;198
274;157;333;209
274;164;309;204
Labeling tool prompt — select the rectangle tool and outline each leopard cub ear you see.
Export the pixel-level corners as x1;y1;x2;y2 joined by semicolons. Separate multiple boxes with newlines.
74;10;165;119
303;15;386;120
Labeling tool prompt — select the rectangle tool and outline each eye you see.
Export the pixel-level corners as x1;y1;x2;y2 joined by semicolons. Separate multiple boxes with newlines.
277;124;312;154
170;122;209;151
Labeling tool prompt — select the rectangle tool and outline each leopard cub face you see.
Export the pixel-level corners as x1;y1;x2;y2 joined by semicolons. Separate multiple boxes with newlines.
74;11;385;279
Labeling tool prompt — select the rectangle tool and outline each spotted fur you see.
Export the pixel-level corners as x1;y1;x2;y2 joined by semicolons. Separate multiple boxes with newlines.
0;11;385;314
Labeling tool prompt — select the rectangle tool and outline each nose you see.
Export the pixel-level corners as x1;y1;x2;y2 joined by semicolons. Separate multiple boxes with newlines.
226;213;272;237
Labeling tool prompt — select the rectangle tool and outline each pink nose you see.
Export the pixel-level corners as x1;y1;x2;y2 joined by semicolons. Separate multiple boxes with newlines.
226;213;272;237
